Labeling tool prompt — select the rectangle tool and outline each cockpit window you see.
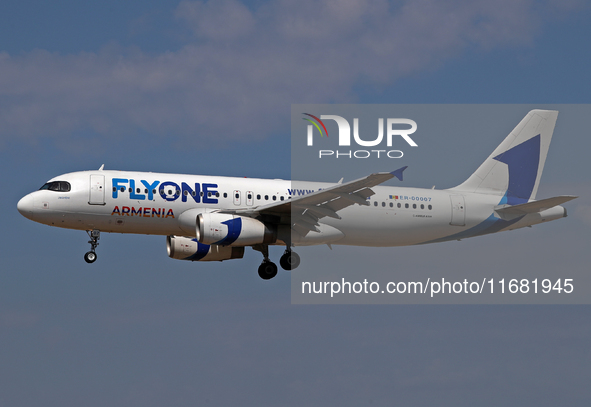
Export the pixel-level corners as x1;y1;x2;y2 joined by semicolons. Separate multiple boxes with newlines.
39;181;71;192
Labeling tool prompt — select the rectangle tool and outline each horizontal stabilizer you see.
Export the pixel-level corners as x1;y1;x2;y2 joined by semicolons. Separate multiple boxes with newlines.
494;195;577;220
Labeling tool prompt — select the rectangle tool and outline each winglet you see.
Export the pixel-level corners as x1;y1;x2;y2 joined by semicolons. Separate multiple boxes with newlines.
98;164;105;171
391;166;408;181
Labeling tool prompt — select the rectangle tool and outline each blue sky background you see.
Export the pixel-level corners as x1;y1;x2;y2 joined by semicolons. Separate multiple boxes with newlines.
1;1;591;406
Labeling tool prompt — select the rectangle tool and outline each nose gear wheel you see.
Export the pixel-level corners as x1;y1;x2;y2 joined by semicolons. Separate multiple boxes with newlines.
84;229;100;263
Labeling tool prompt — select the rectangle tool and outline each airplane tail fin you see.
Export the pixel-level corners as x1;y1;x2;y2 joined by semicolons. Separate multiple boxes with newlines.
452;110;558;205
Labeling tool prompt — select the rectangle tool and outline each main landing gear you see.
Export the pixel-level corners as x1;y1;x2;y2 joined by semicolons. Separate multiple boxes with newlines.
280;249;300;271
253;245;300;280
84;229;100;264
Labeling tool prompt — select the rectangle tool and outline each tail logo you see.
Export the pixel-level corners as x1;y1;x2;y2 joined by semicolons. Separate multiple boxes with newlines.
493;135;541;205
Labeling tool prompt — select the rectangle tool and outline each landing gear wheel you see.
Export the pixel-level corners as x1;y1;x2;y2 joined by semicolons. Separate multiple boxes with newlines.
280;251;300;270
84;251;97;263
85;230;100;264
258;261;278;280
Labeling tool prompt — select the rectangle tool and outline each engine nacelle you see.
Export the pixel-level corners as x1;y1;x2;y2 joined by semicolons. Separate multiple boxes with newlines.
167;235;244;261
196;213;276;246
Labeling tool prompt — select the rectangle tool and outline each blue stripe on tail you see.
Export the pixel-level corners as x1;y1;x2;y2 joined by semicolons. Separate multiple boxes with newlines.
493;134;540;205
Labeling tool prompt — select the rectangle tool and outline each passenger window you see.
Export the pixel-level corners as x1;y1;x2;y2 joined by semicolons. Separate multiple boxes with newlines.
413;204;416;209
421;204;424;209
265;195;269;200
257;194;261;200
374;201;378;207
428;205;432;210
405;203;409;208
224;192;228;198
389;202;393;208
397;203;401;208
280;196;284;201
273;196;276;201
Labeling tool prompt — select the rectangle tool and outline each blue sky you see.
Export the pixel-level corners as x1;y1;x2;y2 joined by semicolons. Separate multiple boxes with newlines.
2;1;591;406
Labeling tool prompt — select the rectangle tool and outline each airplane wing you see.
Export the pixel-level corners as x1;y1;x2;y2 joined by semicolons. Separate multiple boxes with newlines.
221;167;407;236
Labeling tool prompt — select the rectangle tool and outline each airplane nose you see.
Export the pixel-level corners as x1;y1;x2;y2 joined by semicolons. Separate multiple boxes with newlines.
17;194;35;218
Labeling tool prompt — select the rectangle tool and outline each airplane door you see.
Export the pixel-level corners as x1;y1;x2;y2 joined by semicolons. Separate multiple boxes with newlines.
450;195;465;226
246;191;254;206
89;174;106;205
233;190;241;206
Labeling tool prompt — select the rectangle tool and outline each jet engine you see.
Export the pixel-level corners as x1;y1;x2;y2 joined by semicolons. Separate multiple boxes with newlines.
167;235;244;261
196;213;275;246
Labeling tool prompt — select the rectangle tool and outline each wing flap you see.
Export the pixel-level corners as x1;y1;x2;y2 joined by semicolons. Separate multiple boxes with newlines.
295;204;341;220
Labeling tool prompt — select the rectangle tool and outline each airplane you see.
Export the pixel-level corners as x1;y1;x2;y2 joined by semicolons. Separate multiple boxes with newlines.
17;110;577;280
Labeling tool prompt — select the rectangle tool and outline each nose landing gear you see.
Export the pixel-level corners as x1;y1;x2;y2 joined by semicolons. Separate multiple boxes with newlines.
84;229;100;263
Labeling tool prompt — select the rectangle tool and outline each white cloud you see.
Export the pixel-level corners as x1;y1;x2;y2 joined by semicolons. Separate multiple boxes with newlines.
0;0;583;149
175;0;256;40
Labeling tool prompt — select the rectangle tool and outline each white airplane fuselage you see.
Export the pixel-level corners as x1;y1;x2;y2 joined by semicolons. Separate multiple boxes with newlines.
17;169;566;247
